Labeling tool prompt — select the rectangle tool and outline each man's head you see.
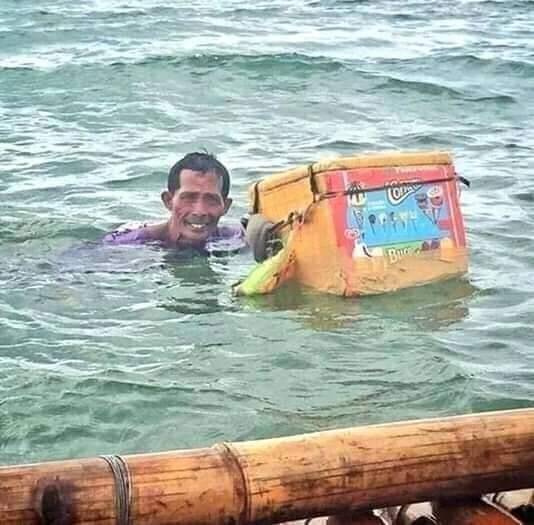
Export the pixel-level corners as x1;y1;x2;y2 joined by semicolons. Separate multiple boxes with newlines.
161;152;232;246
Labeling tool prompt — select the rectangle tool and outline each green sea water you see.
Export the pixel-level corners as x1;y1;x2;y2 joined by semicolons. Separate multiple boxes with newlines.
1;0;533;465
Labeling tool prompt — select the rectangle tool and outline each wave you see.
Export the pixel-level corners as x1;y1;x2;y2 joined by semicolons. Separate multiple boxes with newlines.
467;93;517;103
111;51;348;74
367;71;518;103
218;6;287;16
514;191;534;203
103;171;164;189
398;52;534;79
445;53;534;75
371;74;466;98
0;222;105;244
0;65;36;72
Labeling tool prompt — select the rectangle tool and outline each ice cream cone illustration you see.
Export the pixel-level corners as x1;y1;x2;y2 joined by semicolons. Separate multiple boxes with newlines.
379;212;388;232
427;186;444;223
368;214;377;234
408;210;418;230
415;191;434;223
348;183;367;207
415;192;428;209
389;211;397;232
356;210;364;229
399;211;408;229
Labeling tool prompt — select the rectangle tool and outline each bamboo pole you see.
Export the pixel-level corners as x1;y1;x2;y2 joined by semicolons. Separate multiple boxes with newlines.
1;409;534;524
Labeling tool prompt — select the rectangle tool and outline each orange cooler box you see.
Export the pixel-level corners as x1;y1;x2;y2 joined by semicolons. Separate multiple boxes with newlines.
249;151;468;296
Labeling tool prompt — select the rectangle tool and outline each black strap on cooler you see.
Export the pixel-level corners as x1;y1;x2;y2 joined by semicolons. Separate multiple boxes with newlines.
251;168;471;233
457;174;471;187
306;163;471;204
313;174;470;202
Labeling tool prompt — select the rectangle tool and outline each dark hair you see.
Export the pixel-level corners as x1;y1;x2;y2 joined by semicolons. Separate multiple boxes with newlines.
167;152;230;198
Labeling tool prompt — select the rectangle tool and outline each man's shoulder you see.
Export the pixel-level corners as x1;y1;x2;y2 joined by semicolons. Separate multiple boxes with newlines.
102;222;155;245
205;221;247;254
215;222;246;238
102;220;247;253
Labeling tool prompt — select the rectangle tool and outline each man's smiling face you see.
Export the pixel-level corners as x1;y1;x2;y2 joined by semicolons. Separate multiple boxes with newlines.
162;169;231;246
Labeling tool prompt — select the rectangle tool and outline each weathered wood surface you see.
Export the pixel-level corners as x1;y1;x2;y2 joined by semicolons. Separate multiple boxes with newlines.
1;409;534;524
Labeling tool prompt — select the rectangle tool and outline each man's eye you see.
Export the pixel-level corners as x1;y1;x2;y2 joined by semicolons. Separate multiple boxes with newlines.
206;195;222;206
180;193;196;202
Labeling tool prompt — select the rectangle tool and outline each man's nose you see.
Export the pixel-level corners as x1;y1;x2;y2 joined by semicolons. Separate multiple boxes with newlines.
191;199;208;215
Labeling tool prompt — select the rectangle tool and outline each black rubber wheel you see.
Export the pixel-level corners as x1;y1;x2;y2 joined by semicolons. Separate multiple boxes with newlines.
245;214;278;262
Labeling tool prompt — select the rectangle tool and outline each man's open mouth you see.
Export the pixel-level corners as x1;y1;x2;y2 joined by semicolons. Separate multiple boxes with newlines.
184;219;210;233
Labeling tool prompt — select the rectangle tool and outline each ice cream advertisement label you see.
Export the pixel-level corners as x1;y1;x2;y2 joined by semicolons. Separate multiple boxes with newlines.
326;165;465;261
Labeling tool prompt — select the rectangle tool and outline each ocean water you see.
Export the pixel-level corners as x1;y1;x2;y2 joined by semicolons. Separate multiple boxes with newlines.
1;0;533;465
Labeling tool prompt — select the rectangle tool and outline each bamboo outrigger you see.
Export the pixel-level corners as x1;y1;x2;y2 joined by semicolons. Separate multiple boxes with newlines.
1;409;533;524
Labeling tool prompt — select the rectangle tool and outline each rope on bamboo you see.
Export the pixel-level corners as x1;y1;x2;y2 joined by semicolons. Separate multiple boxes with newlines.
101;455;132;525
216;442;251;524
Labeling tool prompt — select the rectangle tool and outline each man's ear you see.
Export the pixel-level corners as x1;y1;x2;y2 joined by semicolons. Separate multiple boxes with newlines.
223;197;232;214
161;190;173;211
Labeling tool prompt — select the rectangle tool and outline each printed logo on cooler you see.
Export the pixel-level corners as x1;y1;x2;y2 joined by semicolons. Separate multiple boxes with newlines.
386;180;423;205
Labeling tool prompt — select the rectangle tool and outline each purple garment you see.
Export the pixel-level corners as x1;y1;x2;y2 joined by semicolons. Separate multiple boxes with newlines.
102;221;247;254
102;222;153;245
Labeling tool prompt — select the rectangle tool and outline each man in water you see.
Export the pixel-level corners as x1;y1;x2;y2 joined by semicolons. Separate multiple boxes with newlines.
103;152;246;254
